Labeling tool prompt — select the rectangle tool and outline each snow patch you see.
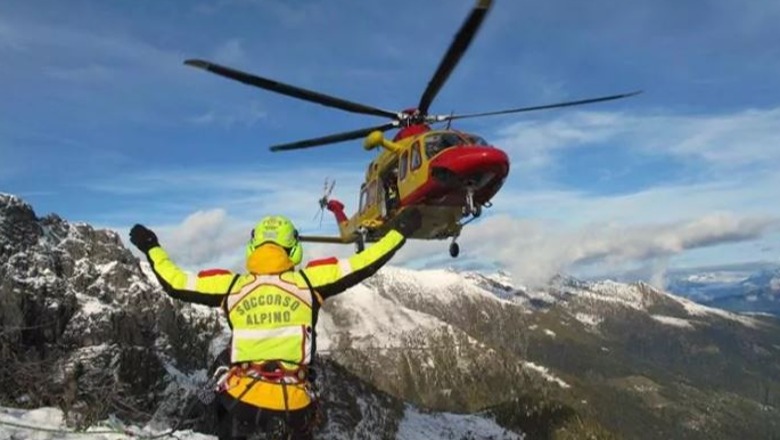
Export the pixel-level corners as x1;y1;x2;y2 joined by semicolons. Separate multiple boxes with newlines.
0;406;214;439
397;405;523;439
575;312;602;328
319;283;449;349
76;293;115;315
651;315;694;329
543;329;557;338
671;294;758;327
522;362;570;389
378;266;516;306
686;272;749;284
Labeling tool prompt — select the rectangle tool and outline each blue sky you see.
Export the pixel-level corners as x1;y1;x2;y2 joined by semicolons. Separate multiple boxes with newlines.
1;0;779;285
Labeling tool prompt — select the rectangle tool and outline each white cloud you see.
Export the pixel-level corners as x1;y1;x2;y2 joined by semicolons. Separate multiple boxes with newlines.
493;111;623;170
154;209;249;269
45;64;113;82
211;38;247;65
149;208;365;272
0;20;24;51
493;107;780;172
88;166;366;230
0;17;182;72
145;206;779;289
455;213;780;286
187;101;267;128
492;170;780;227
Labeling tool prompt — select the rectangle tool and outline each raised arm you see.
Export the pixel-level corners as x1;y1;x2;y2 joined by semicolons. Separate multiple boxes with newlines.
130;224;238;307
293;209;421;299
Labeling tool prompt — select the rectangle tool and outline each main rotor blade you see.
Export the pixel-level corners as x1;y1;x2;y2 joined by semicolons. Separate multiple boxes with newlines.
270;122;397;152
185;59;398;119
418;0;493;114
442;91;642;121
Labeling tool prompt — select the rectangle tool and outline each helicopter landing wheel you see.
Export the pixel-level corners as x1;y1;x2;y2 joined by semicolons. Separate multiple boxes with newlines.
449;241;460;258
473;204;482;218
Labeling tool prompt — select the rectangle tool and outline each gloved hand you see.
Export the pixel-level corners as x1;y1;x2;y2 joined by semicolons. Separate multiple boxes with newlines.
129;224;159;253
395;208;422;237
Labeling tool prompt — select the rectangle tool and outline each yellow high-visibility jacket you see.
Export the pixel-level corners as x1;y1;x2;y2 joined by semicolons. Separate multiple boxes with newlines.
144;229;406;410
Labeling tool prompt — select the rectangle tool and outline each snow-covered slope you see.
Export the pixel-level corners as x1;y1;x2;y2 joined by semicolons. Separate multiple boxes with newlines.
315;265;780;438
0;405;522;440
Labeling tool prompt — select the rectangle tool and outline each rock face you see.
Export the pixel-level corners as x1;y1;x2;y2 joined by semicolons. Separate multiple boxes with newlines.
0;194;223;426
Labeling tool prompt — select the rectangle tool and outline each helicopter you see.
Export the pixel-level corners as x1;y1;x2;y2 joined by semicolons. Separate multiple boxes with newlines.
184;0;640;258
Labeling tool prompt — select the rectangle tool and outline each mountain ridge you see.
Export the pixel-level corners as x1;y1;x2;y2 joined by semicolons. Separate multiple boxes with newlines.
2;193;779;439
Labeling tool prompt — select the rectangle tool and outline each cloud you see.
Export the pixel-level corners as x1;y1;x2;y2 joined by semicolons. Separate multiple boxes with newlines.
493;107;780;173
86;166;365;225
211;38;247;65
456;213;780;287
148;207;365;271
101;165;369;269
492;169;780;227
143;203;779;290
0;20;24;51
0;16;182;72
155;209;249;269
187;101;267;128
45;64;113;82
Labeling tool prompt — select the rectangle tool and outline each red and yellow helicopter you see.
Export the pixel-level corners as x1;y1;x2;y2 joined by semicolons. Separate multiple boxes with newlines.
185;0;639;257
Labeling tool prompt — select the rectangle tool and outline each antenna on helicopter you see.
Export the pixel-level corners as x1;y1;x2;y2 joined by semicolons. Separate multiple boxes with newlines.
313;178;336;227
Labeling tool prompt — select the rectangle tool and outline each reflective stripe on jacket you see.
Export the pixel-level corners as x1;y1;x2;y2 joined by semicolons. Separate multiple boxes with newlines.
227;275;314;364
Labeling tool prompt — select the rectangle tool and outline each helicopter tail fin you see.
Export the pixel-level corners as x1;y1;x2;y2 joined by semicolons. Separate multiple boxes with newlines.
326;199;350;238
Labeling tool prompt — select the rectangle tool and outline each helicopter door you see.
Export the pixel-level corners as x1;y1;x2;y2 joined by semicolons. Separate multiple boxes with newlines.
380;166;400;218
397;151;409;196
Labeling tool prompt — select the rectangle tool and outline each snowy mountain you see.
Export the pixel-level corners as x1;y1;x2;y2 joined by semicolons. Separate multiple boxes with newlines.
666;264;780;315
2;193;779;439
320;266;780;438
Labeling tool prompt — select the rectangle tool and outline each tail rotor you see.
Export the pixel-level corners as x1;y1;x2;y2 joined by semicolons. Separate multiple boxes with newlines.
314;178;336;227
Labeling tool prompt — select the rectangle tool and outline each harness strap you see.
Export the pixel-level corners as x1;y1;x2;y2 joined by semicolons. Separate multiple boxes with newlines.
227;361;308;384
298;270;323;305
220;274;241;316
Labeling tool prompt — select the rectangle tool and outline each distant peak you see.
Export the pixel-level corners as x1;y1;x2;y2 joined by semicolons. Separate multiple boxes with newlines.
0;192;31;208
0;192;37;221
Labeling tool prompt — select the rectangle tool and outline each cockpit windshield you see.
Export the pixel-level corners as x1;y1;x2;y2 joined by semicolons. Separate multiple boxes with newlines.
463;134;489;146
424;132;465;158
423;131;491;158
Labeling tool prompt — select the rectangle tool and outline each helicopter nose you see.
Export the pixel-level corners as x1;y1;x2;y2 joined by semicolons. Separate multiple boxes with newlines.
429;146;509;188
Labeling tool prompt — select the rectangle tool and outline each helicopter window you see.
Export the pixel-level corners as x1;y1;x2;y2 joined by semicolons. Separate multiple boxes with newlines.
399;152;408;180
425;132;464;158
411;141;422;170
359;187;367;212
